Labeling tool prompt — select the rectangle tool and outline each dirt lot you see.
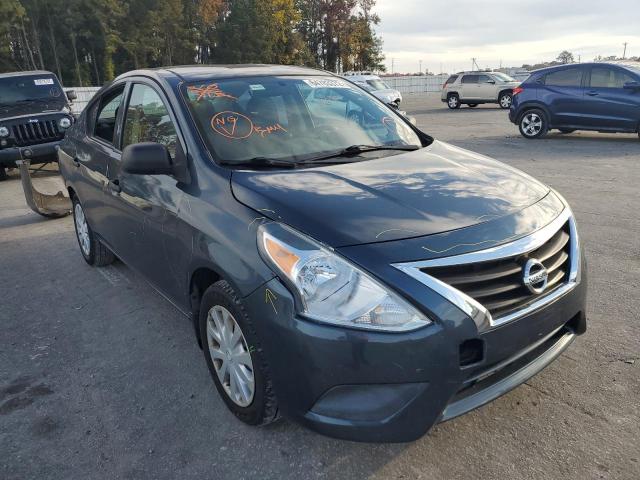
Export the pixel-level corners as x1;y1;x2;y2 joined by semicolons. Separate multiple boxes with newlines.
1;94;639;480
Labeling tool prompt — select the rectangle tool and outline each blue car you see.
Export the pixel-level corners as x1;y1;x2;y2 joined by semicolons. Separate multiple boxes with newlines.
510;62;640;139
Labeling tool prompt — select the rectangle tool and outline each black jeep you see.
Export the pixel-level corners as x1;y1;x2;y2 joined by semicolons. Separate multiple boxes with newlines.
0;70;76;180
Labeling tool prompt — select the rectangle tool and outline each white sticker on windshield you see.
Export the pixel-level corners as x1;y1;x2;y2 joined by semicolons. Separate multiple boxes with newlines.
303;78;349;89
249;84;265;91
34;78;54;86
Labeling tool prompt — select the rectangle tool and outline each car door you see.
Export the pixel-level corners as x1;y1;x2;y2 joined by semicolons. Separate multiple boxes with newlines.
460;75;479;100
115;80;188;300
580;66;640;131
76;84;127;248
538;67;587;127
475;74;496;100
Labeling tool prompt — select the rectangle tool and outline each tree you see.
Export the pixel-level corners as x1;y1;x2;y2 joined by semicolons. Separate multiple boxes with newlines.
556;50;574;64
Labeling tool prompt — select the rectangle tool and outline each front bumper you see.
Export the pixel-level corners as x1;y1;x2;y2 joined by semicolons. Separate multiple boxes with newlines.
243;259;587;442
0;140;60;167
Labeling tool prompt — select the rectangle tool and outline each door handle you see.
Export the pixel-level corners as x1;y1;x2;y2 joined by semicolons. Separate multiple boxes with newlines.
586;91;599;96
108;178;121;194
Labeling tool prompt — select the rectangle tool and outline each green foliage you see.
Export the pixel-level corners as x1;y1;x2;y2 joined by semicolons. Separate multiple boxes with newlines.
0;0;385;84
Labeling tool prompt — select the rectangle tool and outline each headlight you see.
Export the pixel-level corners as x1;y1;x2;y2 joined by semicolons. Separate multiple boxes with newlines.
0;126;9;137
257;223;431;332
59;117;72;129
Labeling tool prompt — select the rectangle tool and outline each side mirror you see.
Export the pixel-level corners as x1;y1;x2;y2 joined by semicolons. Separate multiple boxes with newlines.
122;142;174;176
623;81;640;90
66;90;77;101
387;102;399;110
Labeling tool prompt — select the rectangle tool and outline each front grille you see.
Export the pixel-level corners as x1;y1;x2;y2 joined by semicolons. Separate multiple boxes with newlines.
421;222;571;319
11;119;62;146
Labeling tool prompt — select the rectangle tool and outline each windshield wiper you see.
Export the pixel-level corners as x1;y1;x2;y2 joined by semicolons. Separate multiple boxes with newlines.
219;157;298;169
303;144;420;163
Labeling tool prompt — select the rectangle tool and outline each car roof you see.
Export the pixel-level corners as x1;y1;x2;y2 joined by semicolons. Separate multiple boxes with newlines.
531;62;640;75
0;70;57;79
114;64;332;83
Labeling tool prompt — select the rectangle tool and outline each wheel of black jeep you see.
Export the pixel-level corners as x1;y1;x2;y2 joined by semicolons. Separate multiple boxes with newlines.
499;92;512;109
0;167;7;181
558;129;575;134
518;109;548;139
199;280;279;426
72;196;115;266
468;104;478;108
447;94;460;109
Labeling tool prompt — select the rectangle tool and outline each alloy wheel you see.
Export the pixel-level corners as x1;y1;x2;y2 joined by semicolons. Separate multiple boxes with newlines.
74;203;91;256
206;305;255;407
500;94;512;108
448;96;458;108
521;112;543;137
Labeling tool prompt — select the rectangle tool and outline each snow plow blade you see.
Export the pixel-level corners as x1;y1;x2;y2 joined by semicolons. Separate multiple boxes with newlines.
16;160;72;218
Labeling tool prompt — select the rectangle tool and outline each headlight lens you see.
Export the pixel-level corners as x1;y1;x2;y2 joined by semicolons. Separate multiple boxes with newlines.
0;126;9;137
59;117;72;129
257;223;431;332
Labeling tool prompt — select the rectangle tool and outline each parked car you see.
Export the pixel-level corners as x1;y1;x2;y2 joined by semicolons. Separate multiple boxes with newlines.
441;71;520;109
343;72;403;106
510;62;640;139
58;65;586;443
0;70;76;180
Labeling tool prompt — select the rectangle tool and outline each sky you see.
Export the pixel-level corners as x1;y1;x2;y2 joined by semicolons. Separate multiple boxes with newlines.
374;0;640;74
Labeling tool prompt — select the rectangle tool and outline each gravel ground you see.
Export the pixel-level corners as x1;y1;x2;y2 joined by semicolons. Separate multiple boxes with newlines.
1;94;639;480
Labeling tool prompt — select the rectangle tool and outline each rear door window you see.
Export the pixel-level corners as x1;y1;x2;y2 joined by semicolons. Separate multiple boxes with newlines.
589;67;635;88
544;68;583;87
444;75;458;86
477;74;492;83
93;86;125;146
461;75;479;84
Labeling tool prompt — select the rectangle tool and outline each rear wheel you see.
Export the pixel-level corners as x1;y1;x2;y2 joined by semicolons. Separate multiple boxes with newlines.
499;92;513;109
468;104;478;108
0;167;7;181
558;129;575;134
199;280;279;426
447;94;460;109
72;196;115;266
518;109;548;139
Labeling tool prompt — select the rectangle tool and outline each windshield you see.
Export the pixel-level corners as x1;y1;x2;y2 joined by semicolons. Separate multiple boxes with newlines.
0;74;66;106
366;79;389;90
183;76;422;165
492;73;517;82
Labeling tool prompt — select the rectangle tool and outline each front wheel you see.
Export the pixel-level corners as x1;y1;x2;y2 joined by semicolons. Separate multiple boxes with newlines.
499;92;512;109
199;280;279;426
447;94;460;109
518;109;548;139
72;197;115;266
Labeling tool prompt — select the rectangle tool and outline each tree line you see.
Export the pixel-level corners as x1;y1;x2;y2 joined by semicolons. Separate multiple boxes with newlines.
0;0;385;86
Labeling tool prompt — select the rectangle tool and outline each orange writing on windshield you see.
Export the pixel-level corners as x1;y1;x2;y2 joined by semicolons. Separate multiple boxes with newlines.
254;123;287;138
211;111;253;139
188;84;237;101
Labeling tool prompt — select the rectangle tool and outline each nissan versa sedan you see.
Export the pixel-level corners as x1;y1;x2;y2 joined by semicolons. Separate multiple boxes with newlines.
58;65;587;443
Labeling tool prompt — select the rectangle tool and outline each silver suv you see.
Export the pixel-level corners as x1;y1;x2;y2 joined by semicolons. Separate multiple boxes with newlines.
441;72;520;109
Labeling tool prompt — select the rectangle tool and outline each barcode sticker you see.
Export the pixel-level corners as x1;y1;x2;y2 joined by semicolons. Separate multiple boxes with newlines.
303;78;350;89
34;78;54;86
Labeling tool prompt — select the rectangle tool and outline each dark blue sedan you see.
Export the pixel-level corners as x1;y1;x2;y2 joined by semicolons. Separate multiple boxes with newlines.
510;62;640;139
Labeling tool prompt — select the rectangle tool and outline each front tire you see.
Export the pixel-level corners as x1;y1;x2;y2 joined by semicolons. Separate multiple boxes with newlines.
199;280;279;426
518;109;548;139
72;196;115;266
499;92;512;109
447;94;460;109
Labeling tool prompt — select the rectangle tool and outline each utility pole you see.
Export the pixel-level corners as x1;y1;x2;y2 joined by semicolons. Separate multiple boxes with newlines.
471;58;475;71
391;58;395;74
419;59;422;74
578;54;581;63
623;42;628;59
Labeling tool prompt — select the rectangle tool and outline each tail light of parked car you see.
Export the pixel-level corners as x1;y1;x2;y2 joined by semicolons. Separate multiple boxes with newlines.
512;86;524;96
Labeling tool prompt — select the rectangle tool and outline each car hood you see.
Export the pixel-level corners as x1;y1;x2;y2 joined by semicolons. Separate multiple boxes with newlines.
231;140;549;247
373;89;401;98
0;101;68;119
